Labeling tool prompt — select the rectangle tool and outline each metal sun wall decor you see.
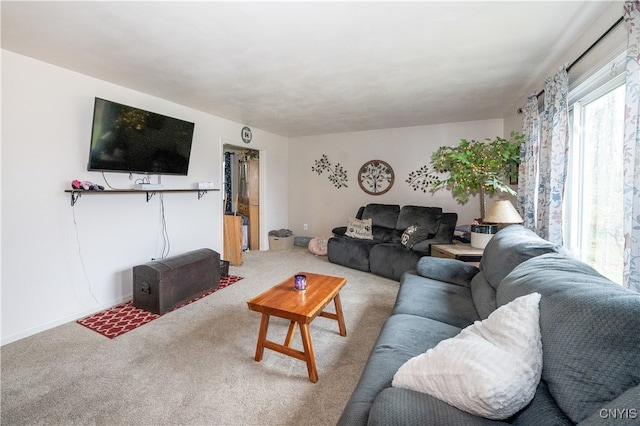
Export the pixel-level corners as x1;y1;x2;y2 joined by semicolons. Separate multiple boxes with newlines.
406;164;441;193
358;160;394;195
311;154;349;188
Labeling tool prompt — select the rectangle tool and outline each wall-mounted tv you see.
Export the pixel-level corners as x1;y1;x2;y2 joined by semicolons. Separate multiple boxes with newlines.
88;98;195;175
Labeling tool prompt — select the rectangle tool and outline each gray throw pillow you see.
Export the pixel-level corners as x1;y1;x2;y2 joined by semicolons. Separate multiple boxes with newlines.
401;225;432;249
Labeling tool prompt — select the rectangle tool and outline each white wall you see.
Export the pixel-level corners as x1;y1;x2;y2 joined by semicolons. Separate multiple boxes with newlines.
510;1;625;119
1;50;288;345
288;120;504;238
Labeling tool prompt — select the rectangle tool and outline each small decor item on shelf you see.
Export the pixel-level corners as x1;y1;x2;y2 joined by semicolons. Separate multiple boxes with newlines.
311;154;349;189
71;179;104;191
294;274;307;291
358;160;394;195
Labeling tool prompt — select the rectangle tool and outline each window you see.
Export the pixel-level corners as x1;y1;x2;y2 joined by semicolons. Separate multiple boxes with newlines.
565;59;625;284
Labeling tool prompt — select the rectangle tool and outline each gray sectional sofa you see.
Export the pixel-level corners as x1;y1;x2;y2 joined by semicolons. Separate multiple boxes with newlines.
328;203;457;281
337;225;640;425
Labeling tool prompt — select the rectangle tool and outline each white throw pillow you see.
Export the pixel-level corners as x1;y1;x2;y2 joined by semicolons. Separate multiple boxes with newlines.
392;292;542;420
345;216;373;239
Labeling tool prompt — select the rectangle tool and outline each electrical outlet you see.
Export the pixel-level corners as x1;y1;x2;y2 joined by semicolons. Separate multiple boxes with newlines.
303;224;308;230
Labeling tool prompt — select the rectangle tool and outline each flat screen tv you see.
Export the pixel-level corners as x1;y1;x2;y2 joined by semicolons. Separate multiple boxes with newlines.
88;98;195;175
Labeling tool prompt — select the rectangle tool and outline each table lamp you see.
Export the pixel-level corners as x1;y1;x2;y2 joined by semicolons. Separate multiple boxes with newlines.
470;200;524;249
483;200;524;225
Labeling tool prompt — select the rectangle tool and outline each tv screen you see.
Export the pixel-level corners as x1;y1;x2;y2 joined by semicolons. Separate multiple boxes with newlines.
88;98;195;175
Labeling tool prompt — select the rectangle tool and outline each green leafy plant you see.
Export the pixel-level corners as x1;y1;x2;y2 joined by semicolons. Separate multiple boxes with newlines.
430;131;524;218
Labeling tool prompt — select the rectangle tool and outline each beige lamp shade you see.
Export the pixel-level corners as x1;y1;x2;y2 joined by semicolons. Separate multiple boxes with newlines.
484;200;523;224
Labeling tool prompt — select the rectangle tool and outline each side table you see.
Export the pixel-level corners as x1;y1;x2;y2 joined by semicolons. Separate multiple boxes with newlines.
431;242;484;265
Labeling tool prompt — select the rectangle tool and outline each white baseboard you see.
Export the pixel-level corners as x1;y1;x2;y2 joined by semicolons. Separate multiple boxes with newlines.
1;293;132;346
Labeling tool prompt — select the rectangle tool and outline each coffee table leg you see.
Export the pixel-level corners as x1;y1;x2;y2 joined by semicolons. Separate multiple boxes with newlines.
334;293;347;337
299;323;318;383
255;313;270;361
284;320;296;347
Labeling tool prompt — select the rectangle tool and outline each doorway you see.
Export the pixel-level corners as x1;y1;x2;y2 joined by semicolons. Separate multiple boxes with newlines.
223;145;260;251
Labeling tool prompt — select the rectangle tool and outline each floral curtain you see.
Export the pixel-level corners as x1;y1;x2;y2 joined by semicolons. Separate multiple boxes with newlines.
623;1;640;292
536;67;569;244
517;95;540;230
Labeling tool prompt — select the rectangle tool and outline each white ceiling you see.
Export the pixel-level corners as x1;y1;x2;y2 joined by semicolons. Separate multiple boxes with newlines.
1;1;614;137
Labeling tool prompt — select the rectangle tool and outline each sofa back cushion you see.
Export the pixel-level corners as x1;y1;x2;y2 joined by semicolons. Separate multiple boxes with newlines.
471;225;568;319
497;253;640;423
362;204;400;229
480;225;567;290
396;206;443;233
469;274;498;320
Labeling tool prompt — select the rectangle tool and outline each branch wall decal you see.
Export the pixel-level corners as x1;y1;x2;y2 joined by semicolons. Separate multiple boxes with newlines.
311;154;349;189
406;165;441;193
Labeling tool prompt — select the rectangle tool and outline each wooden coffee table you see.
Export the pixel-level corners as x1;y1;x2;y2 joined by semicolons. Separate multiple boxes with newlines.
247;272;347;383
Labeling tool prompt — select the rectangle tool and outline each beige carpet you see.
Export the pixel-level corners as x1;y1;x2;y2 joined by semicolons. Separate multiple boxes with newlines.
1;247;399;425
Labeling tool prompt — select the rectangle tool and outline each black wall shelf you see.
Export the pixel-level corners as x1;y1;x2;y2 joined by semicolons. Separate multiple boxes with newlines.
64;189;219;206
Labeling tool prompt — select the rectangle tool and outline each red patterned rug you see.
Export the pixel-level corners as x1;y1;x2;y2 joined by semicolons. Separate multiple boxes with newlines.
77;275;243;339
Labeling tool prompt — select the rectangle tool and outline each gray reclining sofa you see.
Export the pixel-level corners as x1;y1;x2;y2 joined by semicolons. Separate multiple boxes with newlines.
327;203;457;281
338;225;640;425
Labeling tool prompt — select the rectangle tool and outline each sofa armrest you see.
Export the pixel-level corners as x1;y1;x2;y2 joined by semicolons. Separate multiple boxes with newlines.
331;206;367;237
332;226;347;236
416;256;479;287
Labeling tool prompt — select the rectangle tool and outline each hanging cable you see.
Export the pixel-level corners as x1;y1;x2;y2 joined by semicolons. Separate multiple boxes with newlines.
159;192;171;259
72;205;103;306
